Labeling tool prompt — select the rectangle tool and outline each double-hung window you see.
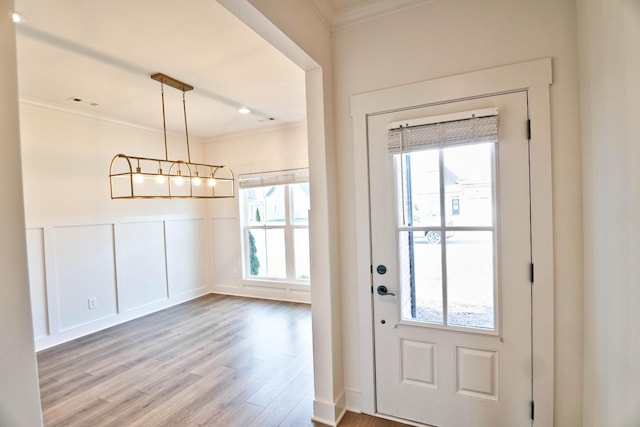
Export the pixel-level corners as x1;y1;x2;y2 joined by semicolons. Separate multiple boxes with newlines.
239;169;310;283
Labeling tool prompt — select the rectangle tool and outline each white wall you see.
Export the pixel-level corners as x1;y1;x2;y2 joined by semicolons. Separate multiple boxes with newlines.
219;1;347;423
0;0;44;424
577;0;640;425
20;102;207;221
332;0;583;424
19;103;213;350
205;122;311;303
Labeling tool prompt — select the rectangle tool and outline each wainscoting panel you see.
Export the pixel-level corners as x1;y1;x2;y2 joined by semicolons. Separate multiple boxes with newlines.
27;216;210;350
53;224;118;331
26;228;49;339
211;217;241;286
116;221;168;312
165;219;208;298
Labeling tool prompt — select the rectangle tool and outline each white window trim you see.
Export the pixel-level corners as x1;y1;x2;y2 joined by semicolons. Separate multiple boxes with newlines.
239;169;310;285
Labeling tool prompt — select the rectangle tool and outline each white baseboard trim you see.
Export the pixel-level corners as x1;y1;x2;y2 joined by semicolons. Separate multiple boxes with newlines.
211;283;311;304
35;289;208;351
311;391;347;426
345;388;362;412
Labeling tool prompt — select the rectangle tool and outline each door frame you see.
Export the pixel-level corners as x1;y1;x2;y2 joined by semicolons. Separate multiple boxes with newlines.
351;58;554;425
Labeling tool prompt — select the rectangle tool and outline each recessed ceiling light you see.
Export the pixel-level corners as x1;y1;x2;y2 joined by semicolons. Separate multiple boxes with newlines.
11;12;26;24
238;107;251;114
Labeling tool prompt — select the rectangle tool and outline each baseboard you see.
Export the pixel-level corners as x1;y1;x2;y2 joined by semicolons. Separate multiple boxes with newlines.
345;388;362;412
211;283;311;304
311;391;347;426
34;289;208;351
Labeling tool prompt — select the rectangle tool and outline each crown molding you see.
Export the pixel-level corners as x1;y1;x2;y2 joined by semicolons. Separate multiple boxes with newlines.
306;0;335;30
18;96;208;141
307;0;434;31
333;0;433;30
205;120;308;143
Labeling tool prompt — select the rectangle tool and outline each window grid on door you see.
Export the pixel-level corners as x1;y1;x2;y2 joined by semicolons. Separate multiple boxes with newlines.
394;142;499;332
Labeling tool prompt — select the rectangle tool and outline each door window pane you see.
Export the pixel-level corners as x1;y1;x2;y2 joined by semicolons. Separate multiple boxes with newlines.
443;143;494;227
396;150;440;227
395;142;497;331
399;231;444;324
446;231;495;329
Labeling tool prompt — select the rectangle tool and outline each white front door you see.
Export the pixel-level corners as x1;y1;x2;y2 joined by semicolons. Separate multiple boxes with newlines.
369;91;532;426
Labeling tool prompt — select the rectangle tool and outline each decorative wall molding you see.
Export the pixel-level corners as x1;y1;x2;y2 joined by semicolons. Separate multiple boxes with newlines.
307;0;433;31
205;120;308;143
306;0;335;29
27;216;211;351
28;213;311;350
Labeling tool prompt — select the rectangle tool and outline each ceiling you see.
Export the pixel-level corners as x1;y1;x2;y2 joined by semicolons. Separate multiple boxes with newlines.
13;0;423;139
14;0;307;139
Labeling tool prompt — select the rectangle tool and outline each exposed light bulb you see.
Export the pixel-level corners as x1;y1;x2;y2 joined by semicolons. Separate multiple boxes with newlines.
238;107;251;114
192;170;201;186
208;177;216;187
156;169;166;184
134;167;144;184
174;169;184;186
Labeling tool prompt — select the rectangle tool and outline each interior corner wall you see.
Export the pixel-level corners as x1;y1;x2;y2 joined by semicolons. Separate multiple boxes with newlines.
204;123;311;303
0;0;44;424
577;0;640;425
19;103;212;350
332;0;583;424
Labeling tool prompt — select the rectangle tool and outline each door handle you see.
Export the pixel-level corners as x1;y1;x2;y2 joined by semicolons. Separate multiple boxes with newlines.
377;285;396;297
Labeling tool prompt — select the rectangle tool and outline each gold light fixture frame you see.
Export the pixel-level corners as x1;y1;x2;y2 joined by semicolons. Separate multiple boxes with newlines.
109;73;235;199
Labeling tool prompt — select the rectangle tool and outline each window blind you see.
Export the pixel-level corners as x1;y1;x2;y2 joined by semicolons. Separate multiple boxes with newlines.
388;111;499;154
238;168;309;189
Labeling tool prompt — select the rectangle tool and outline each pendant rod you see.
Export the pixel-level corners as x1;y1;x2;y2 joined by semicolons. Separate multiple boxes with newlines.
183;90;191;163
161;83;169;161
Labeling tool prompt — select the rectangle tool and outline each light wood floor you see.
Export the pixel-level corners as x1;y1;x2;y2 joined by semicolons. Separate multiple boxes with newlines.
37;294;408;427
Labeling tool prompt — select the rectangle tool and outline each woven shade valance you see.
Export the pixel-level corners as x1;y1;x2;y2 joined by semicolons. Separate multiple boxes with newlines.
238;168;309;189
388;109;499;154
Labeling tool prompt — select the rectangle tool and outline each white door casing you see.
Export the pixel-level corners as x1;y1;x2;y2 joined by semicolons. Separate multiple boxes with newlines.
351;58;553;426
370;92;530;426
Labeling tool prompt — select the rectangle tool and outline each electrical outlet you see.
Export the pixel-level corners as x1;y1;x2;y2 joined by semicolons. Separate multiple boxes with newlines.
88;297;97;310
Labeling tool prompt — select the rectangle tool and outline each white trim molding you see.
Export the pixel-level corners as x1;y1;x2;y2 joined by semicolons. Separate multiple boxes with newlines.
311;391;347;426
351;58;554;425
307;0;434;31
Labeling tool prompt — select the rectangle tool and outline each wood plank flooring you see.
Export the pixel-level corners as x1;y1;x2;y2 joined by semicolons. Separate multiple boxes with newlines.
37;294;408;427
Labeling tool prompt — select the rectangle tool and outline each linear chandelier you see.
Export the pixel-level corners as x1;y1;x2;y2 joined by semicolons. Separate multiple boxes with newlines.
109;73;234;199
